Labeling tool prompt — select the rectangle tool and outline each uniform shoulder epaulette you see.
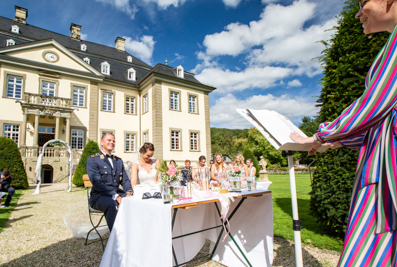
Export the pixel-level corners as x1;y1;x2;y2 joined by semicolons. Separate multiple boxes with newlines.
90;153;100;158
114;155;122;160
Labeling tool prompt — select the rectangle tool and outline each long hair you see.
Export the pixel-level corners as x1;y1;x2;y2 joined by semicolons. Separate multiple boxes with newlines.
236;153;245;167
214;153;225;172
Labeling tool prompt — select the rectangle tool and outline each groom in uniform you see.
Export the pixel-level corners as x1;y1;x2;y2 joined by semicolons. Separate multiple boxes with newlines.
86;133;133;231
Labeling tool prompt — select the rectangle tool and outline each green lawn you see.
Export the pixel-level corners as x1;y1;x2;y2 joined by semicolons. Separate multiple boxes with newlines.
269;174;344;252
0;189;23;231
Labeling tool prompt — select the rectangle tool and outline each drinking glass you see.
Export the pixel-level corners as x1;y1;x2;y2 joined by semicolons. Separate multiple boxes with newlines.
162;183;171;203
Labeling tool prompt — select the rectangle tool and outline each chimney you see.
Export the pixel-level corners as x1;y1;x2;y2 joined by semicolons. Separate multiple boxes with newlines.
14;6;28;24
115;37;125;51
70;23;82;40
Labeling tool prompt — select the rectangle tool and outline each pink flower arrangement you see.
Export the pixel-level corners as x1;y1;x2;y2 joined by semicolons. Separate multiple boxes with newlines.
228;164;233;169
166;165;177;176
234;166;240;172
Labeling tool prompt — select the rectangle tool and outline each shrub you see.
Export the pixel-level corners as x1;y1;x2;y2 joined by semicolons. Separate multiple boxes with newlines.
311;0;389;236
73;141;100;187
242;149;259;178
0;137;28;189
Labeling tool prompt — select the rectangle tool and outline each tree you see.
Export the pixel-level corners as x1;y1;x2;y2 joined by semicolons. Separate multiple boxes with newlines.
0;137;28;189
73;141;100;187
242;149;259;178
310;0;389;236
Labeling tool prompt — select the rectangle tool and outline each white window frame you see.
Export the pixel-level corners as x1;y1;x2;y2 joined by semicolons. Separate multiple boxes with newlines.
3;124;20;144
71;129;84;150
38;126;55;134
190;132;199;151
127;68;136;81
81;44;87;51
127;56;132;62
72;86;85;107
143;131;149;143
189;95;197;113
170;91;179;111
176;65;184;78
171;130;181;150
125;133;136;152
101;61;110;75
143;94;148;113
11;25;19;34
41;81;56;96
83;57;90;64
102;92;113;111
6;75;23;99
125;96;135;114
6;39;15;46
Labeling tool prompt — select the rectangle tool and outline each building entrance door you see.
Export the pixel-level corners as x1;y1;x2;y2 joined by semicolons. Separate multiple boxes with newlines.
42;165;53;183
38;134;54;146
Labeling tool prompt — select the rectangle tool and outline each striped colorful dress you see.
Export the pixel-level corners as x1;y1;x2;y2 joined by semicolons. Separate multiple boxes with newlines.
316;27;397;266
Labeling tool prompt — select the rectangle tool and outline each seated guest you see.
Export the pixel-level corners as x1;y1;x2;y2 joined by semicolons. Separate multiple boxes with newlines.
181;160;193;186
235;153;249;180
193;156;210;190
86;133;133;231
246;158;257;177
0;170;15;208
211;153;228;182
209;160;214;172
170;159;176;167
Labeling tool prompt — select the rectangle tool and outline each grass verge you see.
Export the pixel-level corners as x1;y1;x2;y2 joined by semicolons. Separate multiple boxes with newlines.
270;174;344;252
0;189;24;232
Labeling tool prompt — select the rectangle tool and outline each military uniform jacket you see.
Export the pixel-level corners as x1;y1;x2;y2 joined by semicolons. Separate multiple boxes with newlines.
86;151;132;205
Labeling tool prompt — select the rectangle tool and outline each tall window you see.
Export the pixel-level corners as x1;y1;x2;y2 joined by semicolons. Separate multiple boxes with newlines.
189;95;197;113
125;96;135;114
72;86;85;107
6;75;23;99
143;132;149;143
41;81;56;96
102;92;113;111
125;133;136;152
143;94;148;113
171;130;181;150
71;129;84;150
127;68;136;81
101;130;114;137
170;92;179;111
190;132;199;151
3;124;19;144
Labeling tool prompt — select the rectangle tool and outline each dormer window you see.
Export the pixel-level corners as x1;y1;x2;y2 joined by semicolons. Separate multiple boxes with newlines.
127;68;136;81
176;65;184;78
11;25;19;34
83;57;90;64
127;56;132;62
6;39;15;46
81;44;87;51
101;61;110;75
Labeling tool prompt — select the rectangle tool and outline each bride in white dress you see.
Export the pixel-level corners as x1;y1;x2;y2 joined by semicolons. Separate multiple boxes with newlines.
130;143;160;190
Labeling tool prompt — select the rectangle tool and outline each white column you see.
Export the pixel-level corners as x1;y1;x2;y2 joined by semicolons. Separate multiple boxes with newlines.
20;113;28;146
55;116;60;140
65;117;70;144
33;114;39;146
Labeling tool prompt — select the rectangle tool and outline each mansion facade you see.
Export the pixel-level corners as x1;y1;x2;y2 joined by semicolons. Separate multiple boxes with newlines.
0;6;215;183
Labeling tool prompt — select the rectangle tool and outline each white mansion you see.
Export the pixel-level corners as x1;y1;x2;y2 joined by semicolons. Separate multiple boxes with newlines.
0;6;215;183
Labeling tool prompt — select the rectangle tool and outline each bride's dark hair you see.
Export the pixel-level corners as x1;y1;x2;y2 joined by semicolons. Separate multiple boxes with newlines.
140;142;155;154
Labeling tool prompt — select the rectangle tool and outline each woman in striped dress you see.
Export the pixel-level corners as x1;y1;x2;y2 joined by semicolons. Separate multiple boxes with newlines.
291;0;397;265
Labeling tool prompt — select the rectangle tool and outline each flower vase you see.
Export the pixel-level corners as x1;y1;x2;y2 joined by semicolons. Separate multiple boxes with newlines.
162;183;171;202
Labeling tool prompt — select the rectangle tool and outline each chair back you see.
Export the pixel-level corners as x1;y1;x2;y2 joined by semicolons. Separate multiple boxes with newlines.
83;174;93;187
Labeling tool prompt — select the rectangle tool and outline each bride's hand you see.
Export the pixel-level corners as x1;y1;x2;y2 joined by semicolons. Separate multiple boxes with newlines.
289;131;321;156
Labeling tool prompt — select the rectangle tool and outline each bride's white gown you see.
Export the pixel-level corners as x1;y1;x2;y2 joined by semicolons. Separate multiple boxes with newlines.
135;159;157;185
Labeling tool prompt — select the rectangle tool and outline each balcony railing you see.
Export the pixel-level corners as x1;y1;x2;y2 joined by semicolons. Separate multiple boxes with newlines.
20;146;81;162
23;93;72;109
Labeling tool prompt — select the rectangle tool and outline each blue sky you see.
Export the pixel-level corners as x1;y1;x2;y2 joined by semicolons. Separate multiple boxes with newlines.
0;0;347;128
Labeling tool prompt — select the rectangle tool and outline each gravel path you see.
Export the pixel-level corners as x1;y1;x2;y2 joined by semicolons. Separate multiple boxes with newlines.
0;184;340;266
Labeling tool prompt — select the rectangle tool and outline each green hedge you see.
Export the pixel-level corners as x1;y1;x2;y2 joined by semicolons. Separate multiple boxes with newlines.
73;141;100;187
0;137;28;189
311;0;389;237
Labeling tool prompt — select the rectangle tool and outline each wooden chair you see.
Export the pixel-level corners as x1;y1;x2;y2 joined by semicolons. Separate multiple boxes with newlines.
83;174;107;251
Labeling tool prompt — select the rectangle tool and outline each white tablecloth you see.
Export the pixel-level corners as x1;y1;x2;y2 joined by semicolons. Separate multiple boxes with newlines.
101;190;273;267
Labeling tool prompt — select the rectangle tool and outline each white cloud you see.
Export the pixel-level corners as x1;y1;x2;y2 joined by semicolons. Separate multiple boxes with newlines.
124;35;156;64
210;93;319;128
196;66;292;93
175;53;184;60
142;0;188;9
95;0;138;19
222;0;242;8
261;0;280;4
287;79;302;87
80;33;88;40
